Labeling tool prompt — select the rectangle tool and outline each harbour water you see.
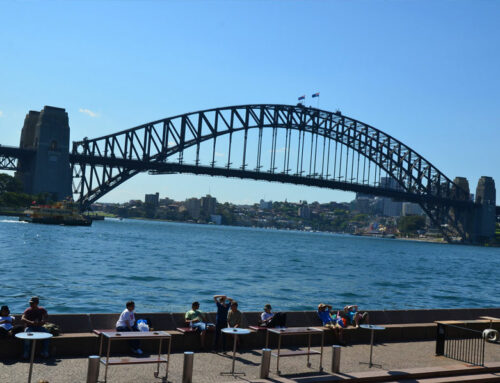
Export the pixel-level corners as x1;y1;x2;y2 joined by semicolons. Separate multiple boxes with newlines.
2;216;499;314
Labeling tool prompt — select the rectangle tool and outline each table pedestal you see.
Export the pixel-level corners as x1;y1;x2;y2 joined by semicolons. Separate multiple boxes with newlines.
220;328;250;376
359;324;385;369
15;332;53;383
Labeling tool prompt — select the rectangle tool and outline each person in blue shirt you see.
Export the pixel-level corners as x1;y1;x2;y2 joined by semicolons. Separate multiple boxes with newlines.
213;294;233;352
317;303;346;346
341;305;369;328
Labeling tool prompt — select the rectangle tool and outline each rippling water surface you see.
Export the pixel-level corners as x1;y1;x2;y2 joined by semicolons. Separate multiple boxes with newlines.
2;216;499;313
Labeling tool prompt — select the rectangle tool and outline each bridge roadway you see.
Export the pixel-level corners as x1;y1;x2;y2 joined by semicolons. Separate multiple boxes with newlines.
1;144;498;213
0;145;34;170
71;153;475;209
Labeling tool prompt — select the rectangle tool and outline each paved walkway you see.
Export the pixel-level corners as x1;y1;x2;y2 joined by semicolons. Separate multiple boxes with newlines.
1;341;499;382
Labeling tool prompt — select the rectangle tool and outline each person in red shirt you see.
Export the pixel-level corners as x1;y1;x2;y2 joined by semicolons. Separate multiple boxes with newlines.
21;296;50;359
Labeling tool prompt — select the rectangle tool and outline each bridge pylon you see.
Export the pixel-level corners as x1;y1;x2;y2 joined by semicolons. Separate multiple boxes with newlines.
16;106;72;201
471;176;496;243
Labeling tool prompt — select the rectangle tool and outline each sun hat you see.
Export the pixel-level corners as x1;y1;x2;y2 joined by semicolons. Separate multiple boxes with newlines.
318;303;326;309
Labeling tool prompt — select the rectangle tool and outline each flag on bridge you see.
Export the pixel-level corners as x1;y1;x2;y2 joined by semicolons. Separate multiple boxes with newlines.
298;95;305;101
312;92;320;98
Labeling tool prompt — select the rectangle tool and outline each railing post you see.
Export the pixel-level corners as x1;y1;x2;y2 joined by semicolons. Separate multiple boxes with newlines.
86;355;100;383
331;345;341;373
259;348;272;379
435;323;445;355
182;351;194;383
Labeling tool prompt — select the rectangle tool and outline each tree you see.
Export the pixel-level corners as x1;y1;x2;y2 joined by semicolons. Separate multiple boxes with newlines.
0;174;22;194
398;215;426;235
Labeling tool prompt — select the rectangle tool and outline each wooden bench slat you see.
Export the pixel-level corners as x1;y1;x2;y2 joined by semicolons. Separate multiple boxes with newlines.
176;326;215;333
100;356;168;365
272;350;321;357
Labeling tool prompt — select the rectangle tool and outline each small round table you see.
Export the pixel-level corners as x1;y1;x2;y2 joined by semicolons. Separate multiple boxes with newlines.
220;328;251;376
15;332;53;383
359;324;385;368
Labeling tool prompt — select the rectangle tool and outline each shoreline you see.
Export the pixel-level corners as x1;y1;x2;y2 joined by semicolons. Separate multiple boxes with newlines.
3;212;498;247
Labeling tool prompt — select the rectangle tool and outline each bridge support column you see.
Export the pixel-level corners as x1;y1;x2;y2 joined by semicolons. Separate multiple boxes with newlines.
471;176;496;244
16;106;72;201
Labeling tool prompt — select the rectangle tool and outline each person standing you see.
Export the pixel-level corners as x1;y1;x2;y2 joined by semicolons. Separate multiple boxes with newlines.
227;301;242;350
116;301;143;355
227;301;242;329
213;295;233;352
21;296;50;358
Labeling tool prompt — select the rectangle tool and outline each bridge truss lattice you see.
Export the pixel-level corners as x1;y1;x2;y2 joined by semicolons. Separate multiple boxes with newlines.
70;104;473;239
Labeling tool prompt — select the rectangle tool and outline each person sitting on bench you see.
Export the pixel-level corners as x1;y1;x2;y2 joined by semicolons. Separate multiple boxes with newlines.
317;303;345;345
0;305;23;337
185;301;212;349
21;296;50;359
259;304;286;328
116;301;143;355
341;305;368;328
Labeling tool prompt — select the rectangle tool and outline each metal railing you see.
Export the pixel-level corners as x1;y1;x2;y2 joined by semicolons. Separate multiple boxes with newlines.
435;322;485;366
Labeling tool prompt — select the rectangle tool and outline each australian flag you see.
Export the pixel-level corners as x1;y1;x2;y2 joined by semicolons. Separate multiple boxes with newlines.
298;95;305;101
312;92;320;98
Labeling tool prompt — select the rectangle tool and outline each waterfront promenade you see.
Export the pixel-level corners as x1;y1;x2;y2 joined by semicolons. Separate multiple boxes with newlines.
1;341;499;382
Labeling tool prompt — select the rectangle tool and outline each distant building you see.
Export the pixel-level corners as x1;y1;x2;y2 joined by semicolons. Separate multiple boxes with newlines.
210;214;222;225
298;204;311;219
352;193;375;214
184;198;201;219
379;177;402;217
145;192;159;207
259;199;272;210
159;197;174;206
382;199;402;217
402;202;424;216
201;194;217;215
380;177;400;190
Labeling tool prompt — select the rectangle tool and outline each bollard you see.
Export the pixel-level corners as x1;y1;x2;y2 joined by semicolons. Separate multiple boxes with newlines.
259;348;272;379
182;351;194;383
86;355;100;383
331;345;341;373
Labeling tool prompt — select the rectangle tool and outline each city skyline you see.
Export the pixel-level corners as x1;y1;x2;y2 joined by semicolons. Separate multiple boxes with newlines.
1;1;499;204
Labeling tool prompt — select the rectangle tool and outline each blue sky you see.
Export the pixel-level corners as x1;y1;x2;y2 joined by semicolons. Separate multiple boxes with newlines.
1;0;499;204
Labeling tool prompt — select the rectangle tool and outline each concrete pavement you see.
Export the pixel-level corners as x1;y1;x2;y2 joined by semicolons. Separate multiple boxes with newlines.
1;340;499;383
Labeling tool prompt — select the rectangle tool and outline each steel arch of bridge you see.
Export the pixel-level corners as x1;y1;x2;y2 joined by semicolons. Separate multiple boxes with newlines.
70;104;472;237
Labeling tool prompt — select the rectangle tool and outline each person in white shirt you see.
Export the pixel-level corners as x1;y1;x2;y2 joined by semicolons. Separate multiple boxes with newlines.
115;301;142;355
259;304;287;328
0;306;16;337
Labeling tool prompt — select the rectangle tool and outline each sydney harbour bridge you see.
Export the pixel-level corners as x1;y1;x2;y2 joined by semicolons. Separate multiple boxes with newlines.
0;105;497;244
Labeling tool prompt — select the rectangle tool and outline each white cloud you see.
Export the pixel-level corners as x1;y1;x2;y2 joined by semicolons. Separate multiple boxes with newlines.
79;108;99;118
0;110;3;117
215;152;225;157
